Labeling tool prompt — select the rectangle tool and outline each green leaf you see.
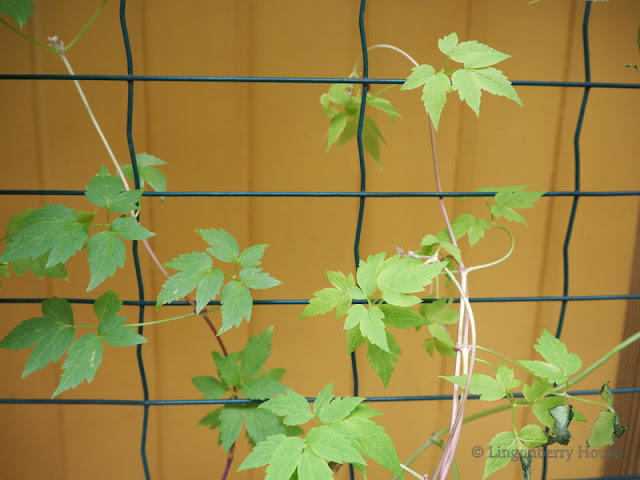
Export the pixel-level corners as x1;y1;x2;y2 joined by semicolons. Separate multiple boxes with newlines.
327;84;352;106
366;335;400;387
449;40;511;68
98;316;145;347
420;71;452;130
239;267;282;290
198;228;240;263
425;324;456;357
440;373;506;401
198;408;222;429
260;389;313;426
495;188;544;209
307;425;365;464
220;280;253;334
549;404;573;445
346;328;365;355
239;244;268;268
362;117;384;169
452;69;482;116
367;94;401;121
0;0;35;27
85;167;142;213
242;378;287;400
300;288;351;319
241;327;273;377
53;333;103;397
520;330;582;384
265;436;305;480
356;252;386;298
195;269;225;314
438;33;459;57
243;407;286;446
0;205;88;268
468;218;492;246
518;424;547;448
588;410;627;447
122;153;167;193
327;112;348;150
326;271;355;292
491;204;526;224
238;434;287;470
472;67;522;105
380;304;427;328
192;376;229;399
297;450;334;480
359;305;388;352
318;396;364;424
401;64;436;91
420;298;458;325
495;364;521;393
313;383;333;418
523;379;551;404
483;431;517;479
213;351;242;386
110;216;155;240
0;297;75;378
343;416;403;477
219;407;245;451
377;257;444;295
87;232;125;291
531;396;565;428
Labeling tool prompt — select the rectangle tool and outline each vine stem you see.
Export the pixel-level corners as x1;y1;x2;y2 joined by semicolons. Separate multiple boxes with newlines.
48;39;228;355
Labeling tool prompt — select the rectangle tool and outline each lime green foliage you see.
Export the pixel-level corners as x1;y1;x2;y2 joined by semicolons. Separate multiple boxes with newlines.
482;425;547;480
156;228;281;332
301;253;445;386
122;153;167;194
0;0;34;27
194;328;300;450
587;383;627;447
0;291;145;397
86;166;144;213
401;32;521;129
321;84;401;169
519;330;582;385
477;185;545;225
239;383;403;479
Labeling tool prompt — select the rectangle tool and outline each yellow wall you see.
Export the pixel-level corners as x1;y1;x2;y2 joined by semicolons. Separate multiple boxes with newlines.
1;1;639;479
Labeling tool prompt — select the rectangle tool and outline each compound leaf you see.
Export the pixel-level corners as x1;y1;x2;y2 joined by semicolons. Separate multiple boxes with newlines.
53;333;103;397
259;389;313;426
85;167;142;213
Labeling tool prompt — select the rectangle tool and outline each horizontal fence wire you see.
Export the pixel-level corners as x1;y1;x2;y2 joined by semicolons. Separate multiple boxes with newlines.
0;1;638;480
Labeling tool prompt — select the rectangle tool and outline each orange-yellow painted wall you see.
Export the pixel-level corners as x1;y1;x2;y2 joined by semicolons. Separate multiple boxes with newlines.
1;1;639;479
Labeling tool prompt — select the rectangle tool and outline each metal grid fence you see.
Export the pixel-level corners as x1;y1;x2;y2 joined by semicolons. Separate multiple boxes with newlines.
1;1;639;480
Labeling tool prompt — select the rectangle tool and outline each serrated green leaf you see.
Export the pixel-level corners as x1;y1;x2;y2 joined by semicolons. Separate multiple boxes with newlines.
483;431;517;479
420;298;458;325
307;425;365;464
401;64;436;91
495;364;520;392
98;315;145;347
349;404;382;419
358;305;388;352
327;84;352;106
380;304;426;328
198;408;223;429
241;327;273;378
367;94;401;121
195;269;224;314
472;67;522;105
220;280;253;334
452;69;482;116
198;228;240;263
588;410;627;447
85;167;142;213
0;0;35;27
531;396;565;428
240;267;282;290
87;231;125;291
337;117;358;146
265;436;305;480
243;407;286;446
242;378;286;400
327;112;348;151
518;424;547;448
53;333;103;397
110;216;155;240
366;341;398;387
420;71;452;130
8;254;68;280
238;433;287;470
438;33;459;57
0;205;88;268
377;257;444;295
362;117;384;169
520;330;582;384
343;416;403;477
300;288;351;319
426;324;456;357
468;218;492;246
122;153;167;193
3;299;76;378
449;40;511;68
440;373;506;401
213;351;241;386
239;244;268;268
219;407;245;451
313;383;333;417
326;271;355;292
92;290;121;320
318;396;364;424
381;291;422;307
346;328;365;354
260;389;313;426
297;450;334;480
356;252;386;298
192;376;229;399
491;204;527;224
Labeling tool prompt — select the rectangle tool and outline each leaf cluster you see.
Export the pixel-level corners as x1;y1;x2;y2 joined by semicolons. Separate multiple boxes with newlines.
239;383;403;480
321;84;401;169
194;328;300;450
401;32;521;129
301;253;449;385
156;228;281;333
0;291;145;397
0;167;155;291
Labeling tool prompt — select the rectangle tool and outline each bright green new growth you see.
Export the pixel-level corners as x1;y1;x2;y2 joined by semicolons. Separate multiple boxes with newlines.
194;328;301;450
0;291;146;397
156;228;281;333
122;153;168;194
239;383;404;479
321;83;401;168
401;32;521;130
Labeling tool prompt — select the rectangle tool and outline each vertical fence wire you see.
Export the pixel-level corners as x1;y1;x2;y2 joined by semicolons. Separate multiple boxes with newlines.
0;1;639;480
